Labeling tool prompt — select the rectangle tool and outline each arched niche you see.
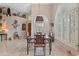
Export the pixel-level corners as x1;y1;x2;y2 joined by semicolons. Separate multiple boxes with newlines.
33;14;49;35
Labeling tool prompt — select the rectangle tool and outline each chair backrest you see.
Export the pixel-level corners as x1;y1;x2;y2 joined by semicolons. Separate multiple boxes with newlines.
35;35;45;45
37;32;42;35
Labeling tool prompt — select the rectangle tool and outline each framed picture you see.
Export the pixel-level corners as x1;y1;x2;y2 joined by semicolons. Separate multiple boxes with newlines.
22;23;26;31
0;7;2;13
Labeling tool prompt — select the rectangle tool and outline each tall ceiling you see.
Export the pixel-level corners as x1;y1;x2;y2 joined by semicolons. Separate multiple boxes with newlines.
0;3;32;13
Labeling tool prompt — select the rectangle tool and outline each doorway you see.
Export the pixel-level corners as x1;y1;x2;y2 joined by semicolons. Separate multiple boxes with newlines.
28;23;31;36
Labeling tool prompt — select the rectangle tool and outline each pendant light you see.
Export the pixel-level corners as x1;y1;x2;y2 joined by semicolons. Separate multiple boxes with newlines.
36;4;44;22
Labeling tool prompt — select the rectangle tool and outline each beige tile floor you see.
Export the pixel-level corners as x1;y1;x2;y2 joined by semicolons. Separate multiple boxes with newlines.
0;39;78;56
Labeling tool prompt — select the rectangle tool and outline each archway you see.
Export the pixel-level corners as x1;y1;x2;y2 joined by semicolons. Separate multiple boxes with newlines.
32;14;49;37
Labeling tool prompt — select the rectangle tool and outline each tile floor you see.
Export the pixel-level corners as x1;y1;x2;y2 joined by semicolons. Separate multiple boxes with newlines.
0;39;78;56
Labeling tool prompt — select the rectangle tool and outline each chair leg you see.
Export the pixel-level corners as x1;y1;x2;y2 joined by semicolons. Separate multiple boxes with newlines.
43;46;45;56
27;43;29;55
34;46;36;56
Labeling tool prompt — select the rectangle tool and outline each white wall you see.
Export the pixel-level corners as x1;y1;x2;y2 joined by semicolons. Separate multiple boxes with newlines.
7;16;27;40
0;3;32;13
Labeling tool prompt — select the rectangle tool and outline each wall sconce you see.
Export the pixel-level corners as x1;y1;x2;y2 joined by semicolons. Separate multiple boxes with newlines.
50;23;54;27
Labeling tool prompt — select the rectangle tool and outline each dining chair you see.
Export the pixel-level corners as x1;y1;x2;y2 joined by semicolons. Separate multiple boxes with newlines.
34;35;45;56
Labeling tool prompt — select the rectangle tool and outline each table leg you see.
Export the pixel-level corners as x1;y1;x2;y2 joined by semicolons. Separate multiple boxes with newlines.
27;43;28;55
27;39;29;55
1;35;2;42
6;34;7;41
49;39;52;55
